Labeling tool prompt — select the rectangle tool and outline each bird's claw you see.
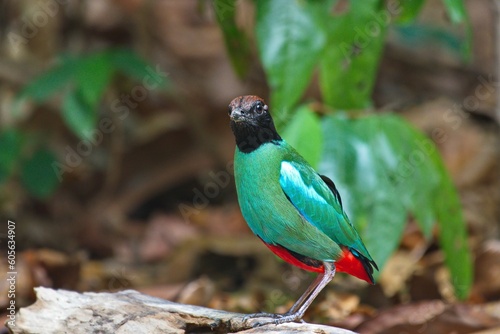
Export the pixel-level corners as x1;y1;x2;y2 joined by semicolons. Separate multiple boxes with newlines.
242;312;303;327
242;312;282;322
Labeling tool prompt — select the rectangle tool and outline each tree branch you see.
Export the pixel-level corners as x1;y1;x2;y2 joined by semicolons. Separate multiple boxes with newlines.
8;287;357;334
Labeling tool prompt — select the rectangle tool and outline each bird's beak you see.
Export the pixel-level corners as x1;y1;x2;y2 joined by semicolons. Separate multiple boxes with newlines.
230;108;245;122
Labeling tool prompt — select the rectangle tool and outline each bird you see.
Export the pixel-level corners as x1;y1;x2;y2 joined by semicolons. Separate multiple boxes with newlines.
228;95;378;326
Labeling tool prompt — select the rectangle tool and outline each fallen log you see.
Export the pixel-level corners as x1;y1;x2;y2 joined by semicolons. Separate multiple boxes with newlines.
8;287;356;334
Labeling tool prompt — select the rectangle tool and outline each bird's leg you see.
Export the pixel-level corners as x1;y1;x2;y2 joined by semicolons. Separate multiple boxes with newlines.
280;262;335;322
244;262;336;327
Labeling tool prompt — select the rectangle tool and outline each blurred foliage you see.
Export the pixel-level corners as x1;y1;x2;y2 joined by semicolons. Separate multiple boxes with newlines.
20;148;59;198
281;106;323;169
17;49;165;139
0;128;60;199
256;0;329;113
0;129;22;185
214;0;252;77
0;49;167;199
217;0;472;298
320;114;472;299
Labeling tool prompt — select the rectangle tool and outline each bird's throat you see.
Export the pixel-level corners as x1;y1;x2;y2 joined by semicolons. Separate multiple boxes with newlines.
231;122;282;153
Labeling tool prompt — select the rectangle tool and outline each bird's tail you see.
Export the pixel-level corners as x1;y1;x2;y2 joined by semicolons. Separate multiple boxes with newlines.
335;247;378;284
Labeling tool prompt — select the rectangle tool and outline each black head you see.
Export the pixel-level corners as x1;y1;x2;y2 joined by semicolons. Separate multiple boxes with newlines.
228;96;281;153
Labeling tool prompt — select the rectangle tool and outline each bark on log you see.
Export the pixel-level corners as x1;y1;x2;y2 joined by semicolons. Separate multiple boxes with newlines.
8;287;357;334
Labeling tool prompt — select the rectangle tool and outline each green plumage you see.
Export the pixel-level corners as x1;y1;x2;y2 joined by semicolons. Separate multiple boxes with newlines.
228;95;376;325
234;140;373;264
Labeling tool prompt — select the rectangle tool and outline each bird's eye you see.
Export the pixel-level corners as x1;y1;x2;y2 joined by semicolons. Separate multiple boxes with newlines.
255;102;263;114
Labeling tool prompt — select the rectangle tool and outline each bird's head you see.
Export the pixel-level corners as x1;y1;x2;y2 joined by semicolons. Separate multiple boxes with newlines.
229;95;271;126
228;95;281;153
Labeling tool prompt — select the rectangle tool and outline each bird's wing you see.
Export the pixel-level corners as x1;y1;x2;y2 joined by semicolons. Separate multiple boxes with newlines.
279;159;374;263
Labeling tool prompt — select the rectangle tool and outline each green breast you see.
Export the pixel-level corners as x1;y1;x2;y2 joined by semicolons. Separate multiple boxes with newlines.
234;143;342;261
234;143;289;238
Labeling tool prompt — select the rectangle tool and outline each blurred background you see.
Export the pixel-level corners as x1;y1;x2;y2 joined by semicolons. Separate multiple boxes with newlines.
1;0;500;333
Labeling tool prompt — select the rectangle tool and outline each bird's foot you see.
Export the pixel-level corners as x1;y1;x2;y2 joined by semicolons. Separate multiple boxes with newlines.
242;312;282;321
243;312;304;327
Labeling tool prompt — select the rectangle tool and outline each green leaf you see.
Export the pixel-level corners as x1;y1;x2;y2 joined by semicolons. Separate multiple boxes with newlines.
282;105;322;168
110;49;168;87
21;148;60;198
320;115;407;273
0;129;24;184
18;49;167;141
435;159;472;299
396;0;425;23
255;0;329;114
58;50;116;139
319;113;472;297
442;0;471;60
320;0;388;110
18;57;77;102
62;91;97;140
393;24;464;55
376;117;439;237
214;0;252;78
443;0;467;24
76;52;114;109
